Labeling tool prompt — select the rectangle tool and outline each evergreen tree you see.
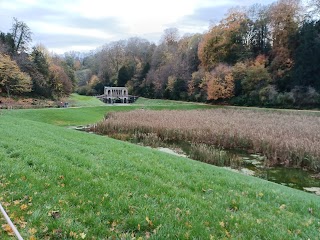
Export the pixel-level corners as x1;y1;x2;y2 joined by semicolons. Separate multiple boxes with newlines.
292;20;320;91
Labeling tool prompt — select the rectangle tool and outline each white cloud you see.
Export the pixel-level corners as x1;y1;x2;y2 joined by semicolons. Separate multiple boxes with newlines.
0;0;277;53
71;0;232;35
49;45;96;54
29;22;114;40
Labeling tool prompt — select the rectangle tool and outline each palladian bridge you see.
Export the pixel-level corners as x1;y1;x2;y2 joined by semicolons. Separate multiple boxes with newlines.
96;87;129;104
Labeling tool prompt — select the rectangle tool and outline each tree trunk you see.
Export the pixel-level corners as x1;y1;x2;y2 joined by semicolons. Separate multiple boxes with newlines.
5;84;10;98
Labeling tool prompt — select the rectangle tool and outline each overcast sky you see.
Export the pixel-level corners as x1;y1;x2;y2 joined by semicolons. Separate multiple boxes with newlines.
0;0;275;54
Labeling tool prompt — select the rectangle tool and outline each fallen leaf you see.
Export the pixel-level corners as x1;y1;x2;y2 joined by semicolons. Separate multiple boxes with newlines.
2;224;14;236
69;231;78;238
279;204;286;210
42;226;48;233
219;221;225;228
146;216;153;226
185;222;192;228
28;228;37;234
17;219;27;229
80;232;86;239
20;204;28;210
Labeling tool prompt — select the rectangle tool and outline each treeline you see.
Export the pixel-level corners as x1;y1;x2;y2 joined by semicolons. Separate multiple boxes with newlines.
0;18;75;99
75;0;320;108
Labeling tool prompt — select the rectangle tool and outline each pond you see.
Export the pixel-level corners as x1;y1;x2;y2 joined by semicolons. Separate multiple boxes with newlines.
158;144;320;196
235;152;320;194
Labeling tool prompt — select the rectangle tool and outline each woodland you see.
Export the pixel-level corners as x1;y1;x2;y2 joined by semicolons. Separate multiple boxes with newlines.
1;0;320;108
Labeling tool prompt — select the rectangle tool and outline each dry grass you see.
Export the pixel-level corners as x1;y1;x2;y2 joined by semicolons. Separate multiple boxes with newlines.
0;96;56;109
93;109;320;171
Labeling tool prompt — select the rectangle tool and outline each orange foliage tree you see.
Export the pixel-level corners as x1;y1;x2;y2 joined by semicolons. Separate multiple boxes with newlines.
198;9;250;70
49;63;73;97
205;64;234;100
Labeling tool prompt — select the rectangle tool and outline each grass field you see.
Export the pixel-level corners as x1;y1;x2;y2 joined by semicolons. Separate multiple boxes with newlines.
1;96;320;239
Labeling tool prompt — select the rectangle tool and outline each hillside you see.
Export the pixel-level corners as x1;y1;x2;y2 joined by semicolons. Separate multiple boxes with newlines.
0;100;320;239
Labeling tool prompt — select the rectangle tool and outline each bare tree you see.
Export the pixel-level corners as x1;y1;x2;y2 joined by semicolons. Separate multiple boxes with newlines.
11;18;32;54
161;28;180;46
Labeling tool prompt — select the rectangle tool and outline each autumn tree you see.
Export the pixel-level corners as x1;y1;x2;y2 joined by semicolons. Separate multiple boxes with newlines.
205;64;234;101
231;55;271;105
0;53;31;97
198;9;251;70
241;55;271;94
267;0;302;91
49;62;72;97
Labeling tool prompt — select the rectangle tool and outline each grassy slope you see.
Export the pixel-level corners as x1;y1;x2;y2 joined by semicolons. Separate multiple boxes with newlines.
2;106;134;126
67;94;107;107
0;97;320;239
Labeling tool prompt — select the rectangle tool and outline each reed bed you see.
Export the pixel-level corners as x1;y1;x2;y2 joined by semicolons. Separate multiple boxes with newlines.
93;109;320;171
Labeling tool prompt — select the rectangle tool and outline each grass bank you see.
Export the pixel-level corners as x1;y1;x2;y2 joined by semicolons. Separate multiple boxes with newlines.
0;115;319;239
1;97;320;239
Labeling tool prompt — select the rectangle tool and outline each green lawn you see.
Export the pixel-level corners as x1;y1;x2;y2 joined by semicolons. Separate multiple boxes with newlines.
2;106;134;126
0;97;320;239
67;94;106;107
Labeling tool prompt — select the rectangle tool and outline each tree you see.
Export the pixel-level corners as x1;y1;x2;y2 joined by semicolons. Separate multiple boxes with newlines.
11;18;32;54
292;20;320;91
188;69;207;101
117;65;133;87
31;46;50;77
0;53;31;97
198;9;251;69
49;62;73;98
15;51;50;97
0;32;15;55
267;0;302;91
247;4;271;56
205;64;234;101
241;55;271;94
161;28;179;46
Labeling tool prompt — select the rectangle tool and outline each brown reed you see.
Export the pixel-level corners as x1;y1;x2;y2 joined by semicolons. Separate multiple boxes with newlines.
93;109;320;171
